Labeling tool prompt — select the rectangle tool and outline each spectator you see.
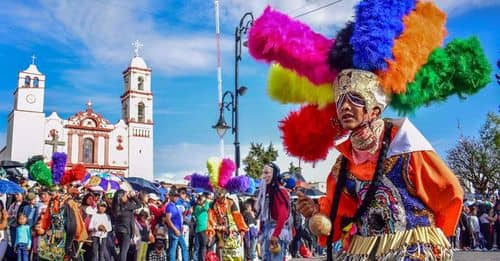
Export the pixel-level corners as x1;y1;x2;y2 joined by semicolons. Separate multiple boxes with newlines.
469;206;483;249
148;193;165;231
242;201;258;261
14;213;31;261
0;201;8;260
193;193;209;261
135;210;152;261
112;190;141;261
165;190;188;261
479;206;497;250
153;213;168;252
21;192;38;227
88;201;112;261
148;240;167;261
8;193;24;246
176;188;192;253
459;204;473;250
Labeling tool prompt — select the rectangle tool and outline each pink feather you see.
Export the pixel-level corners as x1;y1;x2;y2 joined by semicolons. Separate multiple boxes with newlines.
218;158;236;188
248;6;337;85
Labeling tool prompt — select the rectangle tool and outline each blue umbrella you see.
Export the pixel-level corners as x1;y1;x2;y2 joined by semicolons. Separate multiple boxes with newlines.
0;179;24;194
125;177;161;195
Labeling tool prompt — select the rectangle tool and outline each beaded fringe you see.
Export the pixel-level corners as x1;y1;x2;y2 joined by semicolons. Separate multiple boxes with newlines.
335;227;453;260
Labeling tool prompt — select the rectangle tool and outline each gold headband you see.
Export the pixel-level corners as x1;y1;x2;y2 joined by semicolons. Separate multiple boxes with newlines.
333;69;390;111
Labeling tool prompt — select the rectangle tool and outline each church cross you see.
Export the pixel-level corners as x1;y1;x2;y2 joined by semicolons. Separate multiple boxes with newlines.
132;40;143;57
45;130;65;154
31;54;36;65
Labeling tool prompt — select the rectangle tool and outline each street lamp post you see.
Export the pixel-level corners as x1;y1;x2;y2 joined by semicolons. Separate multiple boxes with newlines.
212;12;254;176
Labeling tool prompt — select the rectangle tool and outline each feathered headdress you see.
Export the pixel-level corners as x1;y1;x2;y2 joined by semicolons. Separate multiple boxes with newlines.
190;158;255;194
248;0;491;163
26;155;53;187
51;152;67;184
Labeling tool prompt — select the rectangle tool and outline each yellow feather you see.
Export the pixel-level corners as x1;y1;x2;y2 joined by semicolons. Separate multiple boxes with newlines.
207;157;221;188
267;64;334;108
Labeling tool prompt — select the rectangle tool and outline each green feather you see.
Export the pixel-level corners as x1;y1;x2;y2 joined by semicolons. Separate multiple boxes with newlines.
391;37;492;114
28;160;54;187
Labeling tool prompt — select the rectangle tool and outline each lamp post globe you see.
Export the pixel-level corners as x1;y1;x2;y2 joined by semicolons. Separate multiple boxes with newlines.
213;115;230;139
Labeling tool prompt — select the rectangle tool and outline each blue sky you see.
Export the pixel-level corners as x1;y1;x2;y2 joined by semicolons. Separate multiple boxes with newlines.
0;0;499;182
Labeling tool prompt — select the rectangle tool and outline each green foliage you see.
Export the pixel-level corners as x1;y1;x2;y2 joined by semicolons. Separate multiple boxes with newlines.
288;162;302;174
447;112;500;196
243;143;278;179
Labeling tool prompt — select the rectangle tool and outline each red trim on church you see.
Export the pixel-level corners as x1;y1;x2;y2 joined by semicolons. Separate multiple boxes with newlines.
66;163;128;171
65;106;114;132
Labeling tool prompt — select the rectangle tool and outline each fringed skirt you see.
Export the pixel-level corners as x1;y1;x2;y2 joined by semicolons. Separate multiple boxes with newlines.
335;227;453;261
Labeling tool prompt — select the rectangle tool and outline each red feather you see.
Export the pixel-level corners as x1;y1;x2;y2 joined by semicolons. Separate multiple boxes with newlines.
279;103;344;162
60;164;87;185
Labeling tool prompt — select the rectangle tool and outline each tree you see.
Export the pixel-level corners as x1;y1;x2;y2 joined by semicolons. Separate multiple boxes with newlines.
243;143;278;179
447;112;500;196
288;162;302;174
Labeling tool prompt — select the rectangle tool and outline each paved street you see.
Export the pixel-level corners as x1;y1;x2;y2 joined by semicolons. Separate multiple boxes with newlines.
291;251;500;260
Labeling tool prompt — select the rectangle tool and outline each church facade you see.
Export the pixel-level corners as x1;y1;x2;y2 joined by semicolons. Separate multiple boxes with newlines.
0;47;154;181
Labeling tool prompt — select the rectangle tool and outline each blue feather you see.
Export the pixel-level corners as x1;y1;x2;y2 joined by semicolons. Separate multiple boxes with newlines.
350;0;416;71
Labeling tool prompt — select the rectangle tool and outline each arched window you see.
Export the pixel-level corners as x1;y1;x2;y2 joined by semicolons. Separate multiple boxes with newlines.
137;76;144;91
24;76;31;87
138;102;145;123
33;77;39;87
83;138;94;163
122;103;128;119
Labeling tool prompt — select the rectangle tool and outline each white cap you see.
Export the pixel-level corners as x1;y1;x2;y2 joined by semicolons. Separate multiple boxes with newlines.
148;193;160;201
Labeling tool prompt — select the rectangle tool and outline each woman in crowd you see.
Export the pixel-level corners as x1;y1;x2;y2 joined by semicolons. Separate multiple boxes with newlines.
479;206;497;250
112;189;141;261
255;163;291;261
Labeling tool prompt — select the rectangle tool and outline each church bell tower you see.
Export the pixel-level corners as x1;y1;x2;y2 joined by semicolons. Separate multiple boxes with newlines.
5;55;46;162
121;40;154;180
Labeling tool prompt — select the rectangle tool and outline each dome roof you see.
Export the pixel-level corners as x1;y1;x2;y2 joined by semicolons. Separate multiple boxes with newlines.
24;64;42;75
130;56;148;69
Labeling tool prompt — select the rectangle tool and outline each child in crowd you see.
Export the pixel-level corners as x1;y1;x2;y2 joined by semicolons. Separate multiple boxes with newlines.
154;213;168;250
135;210;152;261
15;213;31;261
242;202;258;261
88;201;112;261
148;240;167;261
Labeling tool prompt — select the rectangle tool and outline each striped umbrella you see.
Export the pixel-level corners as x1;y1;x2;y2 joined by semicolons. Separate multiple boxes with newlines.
82;172;132;193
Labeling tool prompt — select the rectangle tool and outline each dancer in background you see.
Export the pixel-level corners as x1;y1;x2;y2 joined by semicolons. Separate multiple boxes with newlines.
255;163;291;261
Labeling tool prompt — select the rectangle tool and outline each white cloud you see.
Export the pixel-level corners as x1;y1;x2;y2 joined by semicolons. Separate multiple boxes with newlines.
1;0;233;76
434;0;500;15
154;141;338;183
222;0;356;33
221;0;500;34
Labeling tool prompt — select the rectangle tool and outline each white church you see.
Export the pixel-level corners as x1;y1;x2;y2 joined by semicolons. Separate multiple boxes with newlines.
0;42;154;181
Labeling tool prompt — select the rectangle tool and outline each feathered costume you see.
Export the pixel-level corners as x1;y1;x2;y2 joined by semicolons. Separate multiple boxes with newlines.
247;1;491;260
190;158;249;261
27;153;89;260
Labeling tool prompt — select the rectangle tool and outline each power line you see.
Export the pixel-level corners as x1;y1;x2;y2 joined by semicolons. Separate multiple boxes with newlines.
294;0;344;18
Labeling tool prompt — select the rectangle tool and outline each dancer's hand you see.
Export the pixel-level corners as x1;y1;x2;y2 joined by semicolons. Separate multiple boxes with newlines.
296;191;319;218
